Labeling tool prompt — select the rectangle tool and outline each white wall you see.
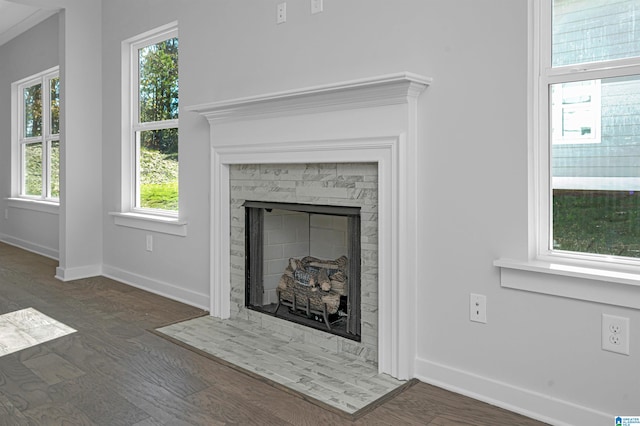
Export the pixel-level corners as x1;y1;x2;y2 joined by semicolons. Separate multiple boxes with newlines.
0;14;60;257
5;0;104;279
141;1;639;423
100;0;210;308
1;0;637;423
409;3;638;424
55;0;103;280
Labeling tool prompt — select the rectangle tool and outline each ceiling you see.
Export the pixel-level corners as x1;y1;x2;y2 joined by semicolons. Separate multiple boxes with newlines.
0;0;57;47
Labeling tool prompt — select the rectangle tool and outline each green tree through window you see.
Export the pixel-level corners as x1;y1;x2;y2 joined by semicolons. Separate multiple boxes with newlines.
136;36;178;211
14;68;59;201
23;83;42;138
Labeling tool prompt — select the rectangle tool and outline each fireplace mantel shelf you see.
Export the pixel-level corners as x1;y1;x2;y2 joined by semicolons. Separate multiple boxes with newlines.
186;72;431;123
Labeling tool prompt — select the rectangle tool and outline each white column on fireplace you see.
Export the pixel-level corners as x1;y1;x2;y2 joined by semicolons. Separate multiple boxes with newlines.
187;72;430;380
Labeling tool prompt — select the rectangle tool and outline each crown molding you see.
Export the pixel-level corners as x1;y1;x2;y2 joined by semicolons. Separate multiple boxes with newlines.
186;72;431;123
0;7;58;47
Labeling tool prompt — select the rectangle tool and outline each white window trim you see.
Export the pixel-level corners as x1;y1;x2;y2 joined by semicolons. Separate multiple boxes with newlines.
108;211;187;236
494;0;640;309
10;66;60;212
5;197;59;215
111;21;186;236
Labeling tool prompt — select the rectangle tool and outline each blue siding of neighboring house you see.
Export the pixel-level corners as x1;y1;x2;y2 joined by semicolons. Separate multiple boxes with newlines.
553;77;640;178
551;0;640;188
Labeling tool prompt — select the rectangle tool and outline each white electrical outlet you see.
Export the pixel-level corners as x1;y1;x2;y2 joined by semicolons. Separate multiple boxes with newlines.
146;234;153;252
311;0;323;14
602;314;630;355
277;2;287;24
470;293;487;323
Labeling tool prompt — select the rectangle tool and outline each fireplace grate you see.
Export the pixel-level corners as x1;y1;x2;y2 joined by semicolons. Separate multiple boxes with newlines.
244;201;361;341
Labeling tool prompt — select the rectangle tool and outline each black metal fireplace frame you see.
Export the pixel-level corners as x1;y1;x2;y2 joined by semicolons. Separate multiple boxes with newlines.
244;200;361;340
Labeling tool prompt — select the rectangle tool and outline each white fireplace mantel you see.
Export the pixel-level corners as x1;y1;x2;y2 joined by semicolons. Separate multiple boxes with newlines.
187;72;431;380
187;72;431;123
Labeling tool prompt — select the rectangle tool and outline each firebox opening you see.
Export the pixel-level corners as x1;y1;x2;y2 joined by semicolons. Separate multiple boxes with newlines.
244;201;361;341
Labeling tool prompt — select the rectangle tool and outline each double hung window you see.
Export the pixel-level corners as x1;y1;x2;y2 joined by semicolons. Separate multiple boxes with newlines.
13;67;60;202
128;24;179;215
536;0;640;264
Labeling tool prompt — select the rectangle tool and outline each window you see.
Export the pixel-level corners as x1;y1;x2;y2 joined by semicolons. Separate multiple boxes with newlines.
536;0;640;263
12;67;60;202
128;24;179;215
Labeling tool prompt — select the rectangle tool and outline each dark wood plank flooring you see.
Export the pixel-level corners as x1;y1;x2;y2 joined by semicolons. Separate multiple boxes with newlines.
0;242;547;425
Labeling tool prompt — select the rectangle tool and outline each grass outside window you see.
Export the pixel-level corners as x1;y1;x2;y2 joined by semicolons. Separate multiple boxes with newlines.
553;190;640;258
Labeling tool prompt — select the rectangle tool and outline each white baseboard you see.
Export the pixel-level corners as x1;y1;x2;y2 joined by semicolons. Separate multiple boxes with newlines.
0;234;58;260
55;264;102;281
102;264;209;311
414;357;611;426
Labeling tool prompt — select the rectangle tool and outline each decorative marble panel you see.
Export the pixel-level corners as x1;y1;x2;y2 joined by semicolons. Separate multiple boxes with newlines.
230;162;379;364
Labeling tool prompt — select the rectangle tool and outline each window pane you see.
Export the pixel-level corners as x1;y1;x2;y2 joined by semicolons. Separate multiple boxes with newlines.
24;143;43;196
552;0;640;67
23;83;42;138
553;191;640;257
552;75;640;257
50;78;60;135
138;37;179;123
138;128;178;211
551;80;601;144
50;140;60;199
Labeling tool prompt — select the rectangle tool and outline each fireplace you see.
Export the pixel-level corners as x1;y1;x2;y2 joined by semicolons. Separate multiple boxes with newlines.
187;72;430;379
229;161;378;361
244;201;361;340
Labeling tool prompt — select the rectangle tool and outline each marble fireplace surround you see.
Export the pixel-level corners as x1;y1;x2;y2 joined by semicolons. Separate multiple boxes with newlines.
188;72;430;380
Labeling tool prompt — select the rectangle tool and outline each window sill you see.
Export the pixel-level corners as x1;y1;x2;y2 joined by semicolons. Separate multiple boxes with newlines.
494;258;640;309
6;197;59;214
109;211;187;236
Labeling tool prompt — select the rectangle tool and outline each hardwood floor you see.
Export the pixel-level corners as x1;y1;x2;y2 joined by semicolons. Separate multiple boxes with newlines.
0;242;547;425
